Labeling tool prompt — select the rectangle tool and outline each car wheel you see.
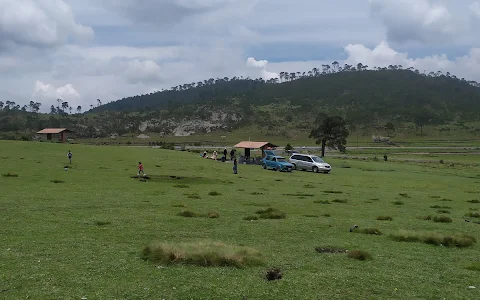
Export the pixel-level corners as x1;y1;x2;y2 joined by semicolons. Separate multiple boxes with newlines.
324;171;330;174
292;163;296;170
262;164;267;169
276;166;281;172
313;166;319;173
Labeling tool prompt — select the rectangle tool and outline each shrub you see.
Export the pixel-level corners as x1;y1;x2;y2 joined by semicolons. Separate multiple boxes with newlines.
440;198;452;202
207;212;220;218
304;184;315;188
429;196;441;199
208;191;221;196
265;268;283;281
377;216;393;221
465;262;480;272
243;215;259;221
255;208;286;219
1;173;18;177
353;227;382;235
467;200;480;203
314;200;330;204
420;215;432;220
332;199;348;203
94;220;111;226
324;190;343;194
433;215;452;223
393;201;404;205
347;250;372;261
466;212;480;218
323;214;331;217
430;205;441;208
303;214;319;218
51;180;65;184
178;210;200;218
398;193;410;198
389;231;476;247
437;209;450;214
187;193;201;199
141;241;265;268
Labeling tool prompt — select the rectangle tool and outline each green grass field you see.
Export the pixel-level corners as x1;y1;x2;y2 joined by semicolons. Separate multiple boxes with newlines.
1;141;479;299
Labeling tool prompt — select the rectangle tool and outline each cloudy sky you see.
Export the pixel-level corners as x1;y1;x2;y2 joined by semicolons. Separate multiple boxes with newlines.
1;0;480;111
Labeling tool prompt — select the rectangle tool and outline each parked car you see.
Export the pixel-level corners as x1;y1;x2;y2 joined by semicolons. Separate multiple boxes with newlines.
289;154;331;173
262;150;294;172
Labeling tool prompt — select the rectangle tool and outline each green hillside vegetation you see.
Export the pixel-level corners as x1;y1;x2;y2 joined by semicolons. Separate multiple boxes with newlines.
1;64;480;142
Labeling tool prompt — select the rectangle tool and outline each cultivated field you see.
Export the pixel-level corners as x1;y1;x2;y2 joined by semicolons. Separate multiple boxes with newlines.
1;141;479;299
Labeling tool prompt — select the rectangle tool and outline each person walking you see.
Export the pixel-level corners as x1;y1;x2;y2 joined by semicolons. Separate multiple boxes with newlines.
67;150;73;164
137;162;146;176
230;149;235;160
233;157;238;174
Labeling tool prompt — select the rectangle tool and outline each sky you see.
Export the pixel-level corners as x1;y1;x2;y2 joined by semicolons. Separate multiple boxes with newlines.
1;0;480;111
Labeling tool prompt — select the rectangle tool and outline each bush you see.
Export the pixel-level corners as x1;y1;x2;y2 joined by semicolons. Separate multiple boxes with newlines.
208;191;221;196
285;143;293;151
51;180;65;184
314;200;330;204
1;173;18;177
303;214;319;218
436;209;450;214
398;193;410;198
393;201;404;205
94;220;111;226
389;230;476;247
466;212;480;218
141;241;265;267
420;215;432;220
255;208;286;219
332;199;347;203
377;216;393;221
207;212;220;218
187;193;201;199
433;215;452;223
347;250;372;261
324;190;343;194
243;215;259;221
467;200;480;203
178;210;200;218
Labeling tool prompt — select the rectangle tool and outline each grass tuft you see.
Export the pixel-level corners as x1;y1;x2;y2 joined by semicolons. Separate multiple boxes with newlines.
243;215;259;221
433;215;452;223
303;214;319;218
323;190;343;194
314;200;330;204
178;210;200;218
353;227;382;235
376;216;393;221
208;191;221;196
440;198;453;202
255;207;286;219
250;192;264;195
465;212;480;218
172;204;187;208
420;215;432;220
186;193;201;199
94;220;111;226
2;173;19;177
436;209;450;214
283;193;315;197
390;230;476;247
465;262;480;272
207;212;220;218
393;201;404;205
429;196;441;199
323;214;331;217
398;193;410;198
142;241;265;268
467;200;480;204
51;180;65;184
347;250;372;261
332;199;348;203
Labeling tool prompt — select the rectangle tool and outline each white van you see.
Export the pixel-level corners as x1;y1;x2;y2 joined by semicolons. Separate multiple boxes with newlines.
289;154;331;173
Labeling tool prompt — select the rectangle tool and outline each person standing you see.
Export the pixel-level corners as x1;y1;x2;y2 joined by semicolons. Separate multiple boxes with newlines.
223;147;227;159
230;149;235;160
233;157;238;174
137;162;146;176
67;150;73;164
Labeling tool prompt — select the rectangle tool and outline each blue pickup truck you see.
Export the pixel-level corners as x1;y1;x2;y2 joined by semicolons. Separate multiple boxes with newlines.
261;150;294;172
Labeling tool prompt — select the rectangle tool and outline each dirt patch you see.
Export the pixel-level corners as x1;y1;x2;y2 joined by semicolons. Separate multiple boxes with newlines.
265;268;282;281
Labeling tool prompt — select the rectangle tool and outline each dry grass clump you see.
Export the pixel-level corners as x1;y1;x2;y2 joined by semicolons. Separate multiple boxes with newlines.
433;215;452;223
208;191;221;196
243;215;259;221
466;212;480;218
467;200;480;203
332;199;348;203
353;227;382;235
389;230;476;247
1;173;18;177
207;212;220;218
314;200;330;204
347;250;372;261
376;216;393;221
393;201;404;205
315;247;348;254
465;262;480;272
255;208;286;219
436;209;451;214
142;241;265;268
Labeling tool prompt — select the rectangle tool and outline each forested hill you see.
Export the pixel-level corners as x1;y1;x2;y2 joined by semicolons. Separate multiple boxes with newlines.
94;67;480;123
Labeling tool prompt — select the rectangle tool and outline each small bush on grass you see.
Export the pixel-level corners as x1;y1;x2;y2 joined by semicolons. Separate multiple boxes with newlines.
440;198;453;202
332;199;348;203
437;209;451;214
208;191;221;196
420;215;432;220
353;227;382;235
1;173;19;177
51;180;65;184
172;204;187;208
398;193;410;198
323;214;331;217
466;212;480;218
304;184;315;188
283;193;315;197
433;215;452;223
377;216;393;221
324;190;343;194
178;210;201;218
207;212;220;218
265;268;283;281
303;214;319;218
94;220;111;226
243;215;259;221
465;262;480;272
142;241;265;268
347;250;372;261
186;193;201;199
393;201;404;205
255;208;286;219
429;196;441;199
431;205;451;209
467;200;480;203
314;200;330;204
250;192;264;195
389;230;476;247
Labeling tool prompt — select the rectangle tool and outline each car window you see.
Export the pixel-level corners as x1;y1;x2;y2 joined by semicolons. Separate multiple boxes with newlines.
311;156;324;163
272;157;276;162
277;157;286;162
291;155;299;160
305;157;313;162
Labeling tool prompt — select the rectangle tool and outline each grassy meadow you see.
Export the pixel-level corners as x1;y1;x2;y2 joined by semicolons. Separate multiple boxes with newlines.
1;140;480;299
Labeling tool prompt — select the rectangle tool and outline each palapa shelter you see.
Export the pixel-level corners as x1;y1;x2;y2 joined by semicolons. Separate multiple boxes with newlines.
233;141;278;158
37;128;74;142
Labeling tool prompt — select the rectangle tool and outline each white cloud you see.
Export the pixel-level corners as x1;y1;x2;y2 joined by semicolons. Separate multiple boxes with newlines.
368;0;456;44
246;57;278;79
0;0;94;49
124;59;162;84
470;1;480;17
32;80;81;108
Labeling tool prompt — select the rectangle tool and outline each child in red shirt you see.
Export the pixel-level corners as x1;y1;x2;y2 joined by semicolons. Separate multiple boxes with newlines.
137;162;145;176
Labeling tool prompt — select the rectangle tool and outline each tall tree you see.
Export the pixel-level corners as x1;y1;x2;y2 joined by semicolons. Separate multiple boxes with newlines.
97;99;102;107
50;105;56;114
309;115;349;157
77;106;82;114
62;101;69;113
0;101;3;110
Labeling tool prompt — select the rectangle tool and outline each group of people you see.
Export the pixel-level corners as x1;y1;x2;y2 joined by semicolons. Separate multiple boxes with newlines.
202;147;238;174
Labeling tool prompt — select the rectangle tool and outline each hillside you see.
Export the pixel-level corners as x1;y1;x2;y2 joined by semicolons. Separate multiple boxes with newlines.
1;66;480;140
